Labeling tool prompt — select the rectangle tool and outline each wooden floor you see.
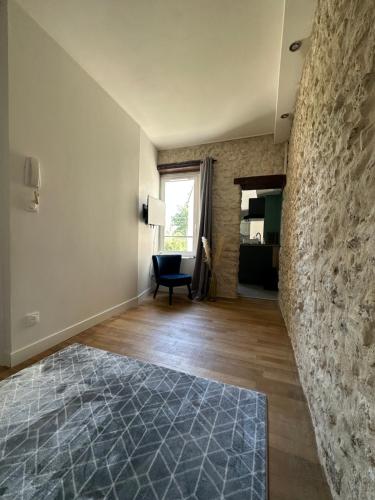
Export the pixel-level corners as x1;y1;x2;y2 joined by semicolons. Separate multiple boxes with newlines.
0;294;331;500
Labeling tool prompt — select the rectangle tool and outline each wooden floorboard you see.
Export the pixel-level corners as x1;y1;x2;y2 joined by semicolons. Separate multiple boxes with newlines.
0;294;331;500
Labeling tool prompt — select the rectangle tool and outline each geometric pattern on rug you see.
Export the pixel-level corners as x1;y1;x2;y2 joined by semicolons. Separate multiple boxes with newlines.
0;343;267;499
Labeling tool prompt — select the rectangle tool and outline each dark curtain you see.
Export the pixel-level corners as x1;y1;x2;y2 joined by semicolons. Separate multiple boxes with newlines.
192;157;213;300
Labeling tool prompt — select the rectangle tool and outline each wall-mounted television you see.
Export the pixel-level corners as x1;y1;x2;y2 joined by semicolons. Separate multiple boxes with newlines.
145;196;165;226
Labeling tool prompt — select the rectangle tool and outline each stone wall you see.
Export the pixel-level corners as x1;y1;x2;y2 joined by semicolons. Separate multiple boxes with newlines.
158;136;285;297
279;1;375;499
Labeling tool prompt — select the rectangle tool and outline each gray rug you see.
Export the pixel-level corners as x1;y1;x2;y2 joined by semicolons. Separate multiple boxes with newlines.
0;343;267;499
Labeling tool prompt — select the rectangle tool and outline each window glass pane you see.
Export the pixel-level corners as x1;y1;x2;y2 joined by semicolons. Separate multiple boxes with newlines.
164;236;193;252
240;219;264;243
249;220;264;240
163;178;194;252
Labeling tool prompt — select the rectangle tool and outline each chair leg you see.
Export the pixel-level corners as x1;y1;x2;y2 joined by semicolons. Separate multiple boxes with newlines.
153;283;159;299
169;287;173;305
187;284;193;300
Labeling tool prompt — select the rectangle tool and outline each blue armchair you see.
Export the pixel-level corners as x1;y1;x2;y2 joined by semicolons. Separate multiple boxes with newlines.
152;255;192;305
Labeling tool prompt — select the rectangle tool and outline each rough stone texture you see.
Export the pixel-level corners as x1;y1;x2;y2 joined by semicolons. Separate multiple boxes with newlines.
158;136;285;297
279;1;375;499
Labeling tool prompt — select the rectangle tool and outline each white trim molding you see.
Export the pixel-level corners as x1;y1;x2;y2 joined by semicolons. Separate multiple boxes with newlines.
9;289;152;367
137;287;151;303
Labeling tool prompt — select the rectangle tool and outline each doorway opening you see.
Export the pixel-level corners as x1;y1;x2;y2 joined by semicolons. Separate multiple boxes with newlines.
234;175;285;300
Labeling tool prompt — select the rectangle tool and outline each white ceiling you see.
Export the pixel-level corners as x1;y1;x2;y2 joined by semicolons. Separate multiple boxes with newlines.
15;0;315;149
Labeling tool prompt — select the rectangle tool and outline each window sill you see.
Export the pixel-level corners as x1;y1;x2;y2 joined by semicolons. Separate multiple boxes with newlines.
158;252;195;259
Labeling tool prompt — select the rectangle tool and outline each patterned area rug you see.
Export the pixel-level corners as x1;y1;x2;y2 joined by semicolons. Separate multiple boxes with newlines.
0;344;267;499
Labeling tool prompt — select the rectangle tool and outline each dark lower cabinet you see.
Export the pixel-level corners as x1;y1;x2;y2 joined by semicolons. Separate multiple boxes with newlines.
238;244;279;290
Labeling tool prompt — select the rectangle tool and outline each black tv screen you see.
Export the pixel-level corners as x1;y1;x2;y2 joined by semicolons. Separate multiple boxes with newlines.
248;197;265;219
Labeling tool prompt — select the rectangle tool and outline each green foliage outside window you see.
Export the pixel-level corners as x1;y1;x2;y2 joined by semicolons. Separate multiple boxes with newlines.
164;187;193;252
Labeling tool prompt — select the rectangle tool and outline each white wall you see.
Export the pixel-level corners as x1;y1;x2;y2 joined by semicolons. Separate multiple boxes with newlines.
6;1;158;365
0;0;11;365
138;129;159;295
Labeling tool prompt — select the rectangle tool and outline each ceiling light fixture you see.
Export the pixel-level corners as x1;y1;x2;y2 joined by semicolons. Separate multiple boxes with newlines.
280;113;290;119
289;40;302;52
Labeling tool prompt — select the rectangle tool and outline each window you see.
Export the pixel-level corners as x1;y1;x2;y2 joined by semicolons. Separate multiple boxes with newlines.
160;172;200;256
240;219;265;243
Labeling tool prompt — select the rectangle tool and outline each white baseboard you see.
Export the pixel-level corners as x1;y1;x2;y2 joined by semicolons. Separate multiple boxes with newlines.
10;289;151;367
137;287;151;302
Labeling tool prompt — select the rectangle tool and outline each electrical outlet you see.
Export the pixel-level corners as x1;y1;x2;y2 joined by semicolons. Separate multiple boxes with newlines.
24;312;40;327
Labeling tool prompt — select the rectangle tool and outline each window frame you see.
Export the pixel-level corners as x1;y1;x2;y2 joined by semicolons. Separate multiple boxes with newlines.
159;171;200;258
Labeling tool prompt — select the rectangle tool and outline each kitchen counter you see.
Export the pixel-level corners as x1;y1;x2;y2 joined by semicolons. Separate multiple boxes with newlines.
240;243;280;247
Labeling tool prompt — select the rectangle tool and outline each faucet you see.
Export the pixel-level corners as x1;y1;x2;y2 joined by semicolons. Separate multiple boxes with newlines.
255;232;262;244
